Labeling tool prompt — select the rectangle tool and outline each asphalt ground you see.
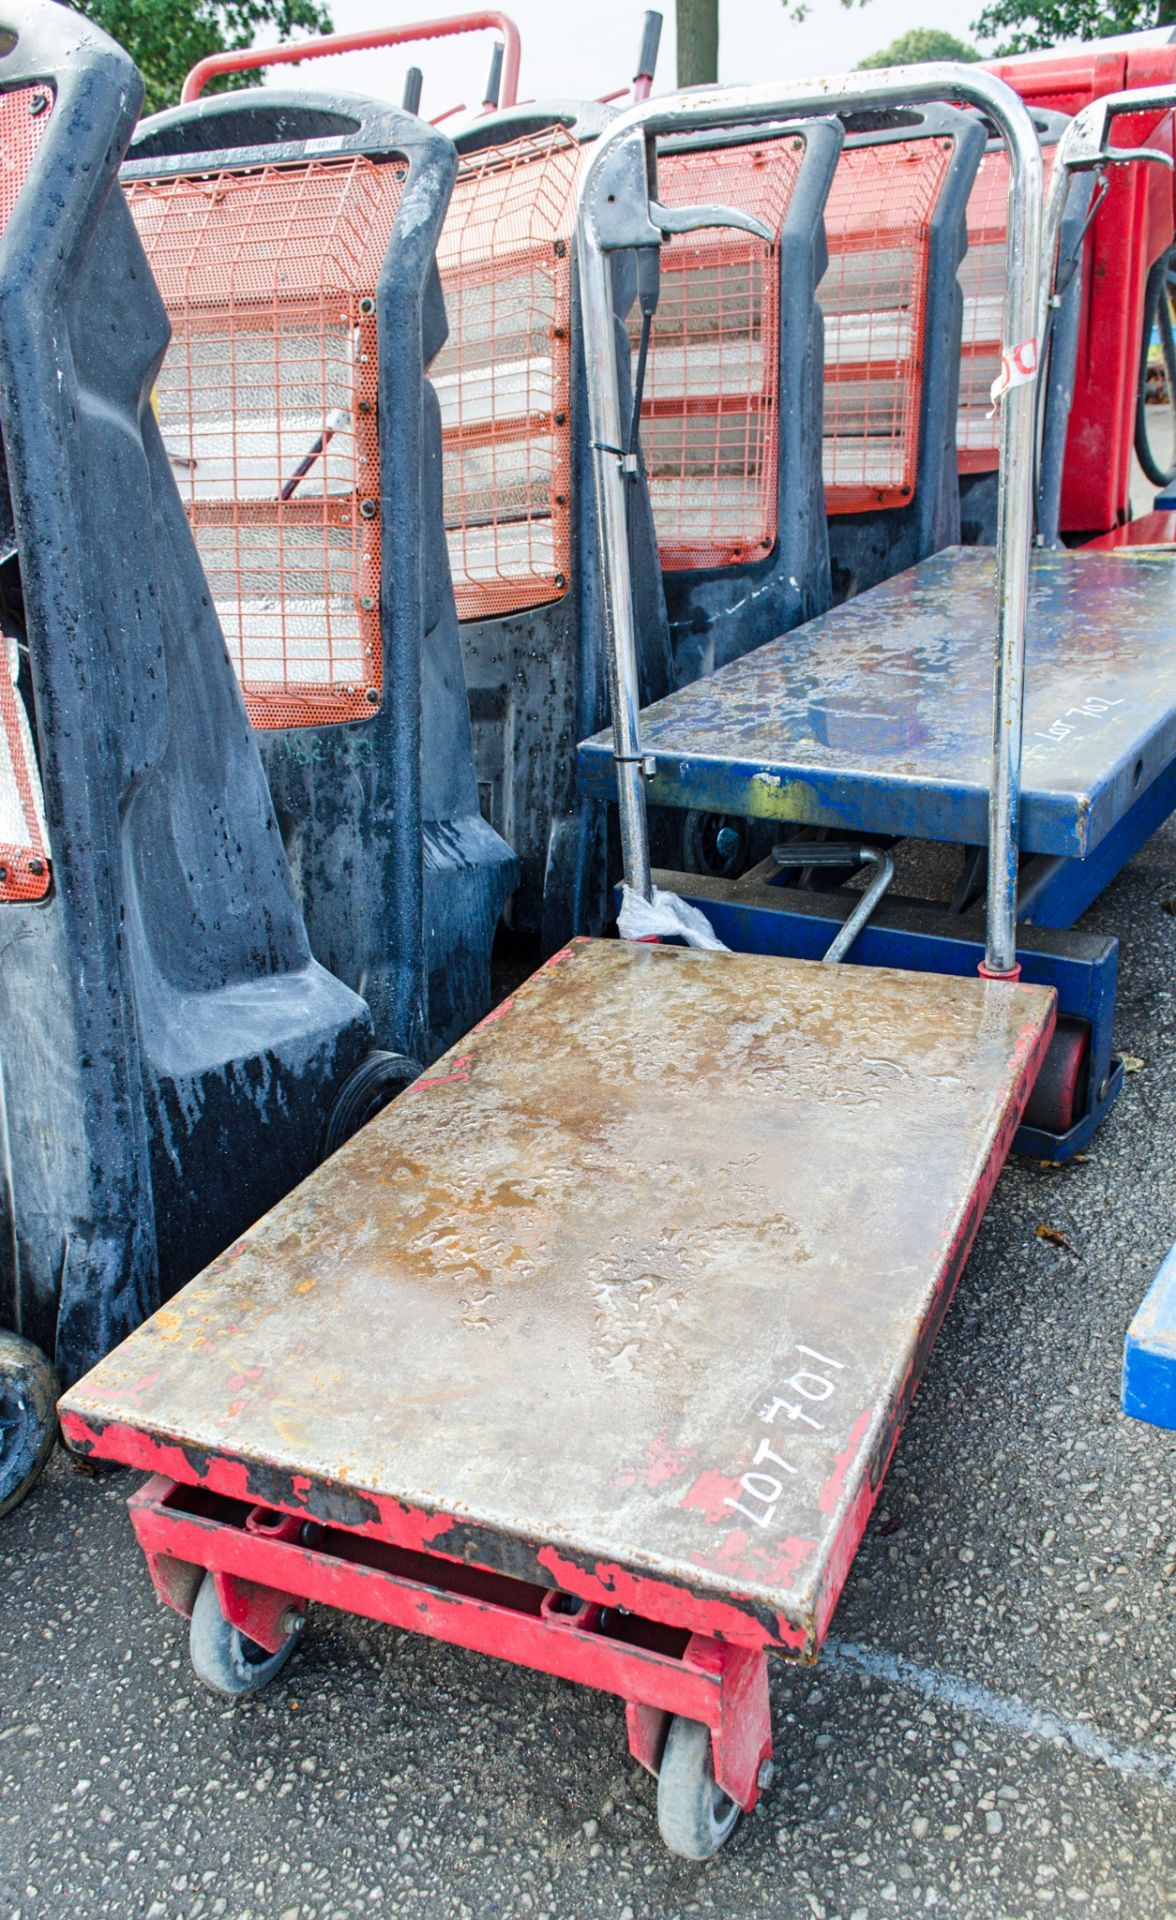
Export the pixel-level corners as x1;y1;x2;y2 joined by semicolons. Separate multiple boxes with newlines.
3;821;1176;1920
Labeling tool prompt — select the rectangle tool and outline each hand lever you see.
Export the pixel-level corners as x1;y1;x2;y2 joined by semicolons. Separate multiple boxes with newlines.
647;199;772;241
1072;146;1175;173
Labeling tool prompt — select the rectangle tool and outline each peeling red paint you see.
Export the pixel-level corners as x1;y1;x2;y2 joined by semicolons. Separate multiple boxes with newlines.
690;1525;752;1576
473;998;515;1031
772;1613;811;1654
616;1432;695;1491
203;1240;251;1277
769;1535;818;1585
225;1368;264;1393
536;1545;776;1651
681;1468;745;1524
410;1056;472;1092
119;1370;163;1404
689;1526;817;1602
819;1407;874;1515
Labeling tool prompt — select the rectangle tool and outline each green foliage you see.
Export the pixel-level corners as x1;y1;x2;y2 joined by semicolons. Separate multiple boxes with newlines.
857;26;981;66
72;0;333;117
970;0;1175;56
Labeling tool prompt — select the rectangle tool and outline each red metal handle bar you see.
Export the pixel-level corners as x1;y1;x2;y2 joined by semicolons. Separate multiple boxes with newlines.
180;11;521;106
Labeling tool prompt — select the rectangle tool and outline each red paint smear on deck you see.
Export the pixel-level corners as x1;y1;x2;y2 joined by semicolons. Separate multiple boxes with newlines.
681;1467;745;1524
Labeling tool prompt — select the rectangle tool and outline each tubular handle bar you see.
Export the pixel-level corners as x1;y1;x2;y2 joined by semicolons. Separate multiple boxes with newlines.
180;10;521;107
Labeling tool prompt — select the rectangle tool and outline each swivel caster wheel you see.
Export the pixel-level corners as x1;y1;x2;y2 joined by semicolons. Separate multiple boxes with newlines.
188;1572;302;1700
0;1331;59;1519
656;1714;742;1860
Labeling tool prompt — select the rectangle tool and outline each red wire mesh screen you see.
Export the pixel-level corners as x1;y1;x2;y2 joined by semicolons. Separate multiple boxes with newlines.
0;630;50;903
128;157;405;728
957;145;1057;474
822;137;953;514
434;126;582;621
0;87;53;902
637;140;803;573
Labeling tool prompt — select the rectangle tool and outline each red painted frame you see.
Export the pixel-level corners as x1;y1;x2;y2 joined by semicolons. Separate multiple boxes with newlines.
181;12;522;110
986;43;1176;536
128;1475;772;1809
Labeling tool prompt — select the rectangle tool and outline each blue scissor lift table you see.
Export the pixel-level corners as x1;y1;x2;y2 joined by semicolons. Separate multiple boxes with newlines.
581;543;1176;1156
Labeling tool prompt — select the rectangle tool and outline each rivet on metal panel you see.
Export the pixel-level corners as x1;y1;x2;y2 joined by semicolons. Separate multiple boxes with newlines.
554;572;567;591
360;499;378;519
360;595;375;611
365;688;380;705
29;90;49;116
359;296;376;315
554;238;567;257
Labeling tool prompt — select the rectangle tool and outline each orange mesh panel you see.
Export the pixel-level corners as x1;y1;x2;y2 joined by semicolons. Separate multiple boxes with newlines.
128;157;404;728
822;137;954;513
435;127;582;621
637;141;803;573
1;83;52;228
958;145;1057;474
0;631;50;903
0;87;53;903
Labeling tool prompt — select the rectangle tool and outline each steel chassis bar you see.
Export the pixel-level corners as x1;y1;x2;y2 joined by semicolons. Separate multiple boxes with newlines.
128;1475;772;1810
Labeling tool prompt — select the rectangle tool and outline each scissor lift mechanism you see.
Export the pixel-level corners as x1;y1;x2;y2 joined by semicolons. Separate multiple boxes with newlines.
64;65;1068;1859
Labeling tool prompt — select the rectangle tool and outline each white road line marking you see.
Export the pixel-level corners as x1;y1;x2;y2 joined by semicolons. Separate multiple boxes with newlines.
824;1638;1176;1795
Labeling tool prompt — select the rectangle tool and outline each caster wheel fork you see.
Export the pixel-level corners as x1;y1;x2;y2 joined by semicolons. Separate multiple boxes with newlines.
188;1571;301;1700
656;1714;743;1860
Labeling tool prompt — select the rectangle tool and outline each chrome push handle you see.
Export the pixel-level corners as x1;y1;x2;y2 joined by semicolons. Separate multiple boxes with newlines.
576;65;1044;977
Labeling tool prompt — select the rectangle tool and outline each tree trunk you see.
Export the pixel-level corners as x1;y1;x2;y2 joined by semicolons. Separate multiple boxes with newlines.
677;0;719;86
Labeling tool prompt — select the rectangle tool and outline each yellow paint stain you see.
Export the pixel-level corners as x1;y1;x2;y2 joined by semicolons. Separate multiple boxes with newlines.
747;773;827;824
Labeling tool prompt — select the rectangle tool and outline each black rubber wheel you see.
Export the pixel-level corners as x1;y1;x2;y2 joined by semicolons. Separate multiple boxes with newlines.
188;1571;300;1699
0;1331;59;1520
1022;1017;1091;1138
320;1048;422;1160
656;1715;741;1860
682;810;752;880
1135;246;1176;488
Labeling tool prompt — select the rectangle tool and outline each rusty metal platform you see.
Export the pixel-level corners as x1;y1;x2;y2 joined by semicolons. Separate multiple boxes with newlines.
60;940;1054;1658
578;546;1176;859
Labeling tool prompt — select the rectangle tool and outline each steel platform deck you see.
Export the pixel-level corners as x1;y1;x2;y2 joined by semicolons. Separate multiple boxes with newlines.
60;940;1054;1659
579;547;1176;859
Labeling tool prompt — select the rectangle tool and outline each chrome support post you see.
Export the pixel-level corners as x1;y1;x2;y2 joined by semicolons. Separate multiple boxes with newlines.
576;65;1042;976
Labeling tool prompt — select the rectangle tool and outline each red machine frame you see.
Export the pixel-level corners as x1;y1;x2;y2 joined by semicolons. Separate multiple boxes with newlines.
125;1473;774;1810
988;41;1176;535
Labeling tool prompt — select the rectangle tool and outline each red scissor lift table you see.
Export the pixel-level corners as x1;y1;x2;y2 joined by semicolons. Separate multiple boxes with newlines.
61;64;1056;1860
60;939;1052;1856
